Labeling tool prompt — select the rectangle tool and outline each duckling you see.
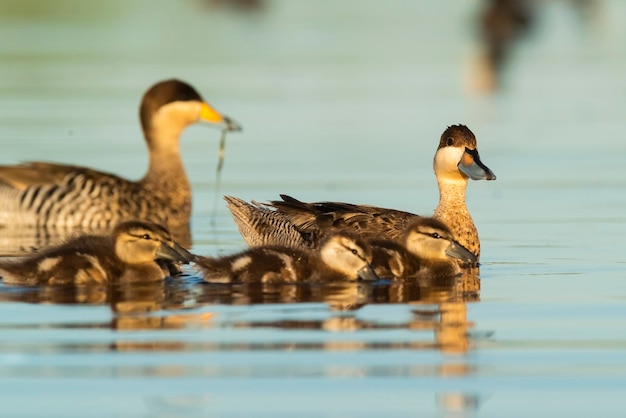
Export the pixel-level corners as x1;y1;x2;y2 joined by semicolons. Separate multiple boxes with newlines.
0;221;193;285
0;79;241;237
195;232;379;284
225;124;495;260
370;218;477;281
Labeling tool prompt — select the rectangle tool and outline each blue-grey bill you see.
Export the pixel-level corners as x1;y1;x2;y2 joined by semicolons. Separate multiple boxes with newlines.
458;148;496;181
357;264;380;281
445;240;478;263
156;241;195;264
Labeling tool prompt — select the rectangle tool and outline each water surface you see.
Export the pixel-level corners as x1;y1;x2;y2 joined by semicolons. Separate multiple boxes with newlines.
1;0;625;416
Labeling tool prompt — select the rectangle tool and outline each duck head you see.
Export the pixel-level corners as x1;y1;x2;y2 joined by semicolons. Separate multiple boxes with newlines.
140;79;242;150
319;233;379;281
113;220;195;265
404;218;477;264
433;124;496;182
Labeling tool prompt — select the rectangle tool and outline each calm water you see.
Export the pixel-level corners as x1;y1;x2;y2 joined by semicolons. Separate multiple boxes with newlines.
1;0;625;416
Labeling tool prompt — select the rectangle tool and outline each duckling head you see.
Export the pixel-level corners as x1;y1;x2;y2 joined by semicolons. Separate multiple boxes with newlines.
404;218;477;263
140;79;241;150
113;221;194;266
319;233;379;281
433;124;496;182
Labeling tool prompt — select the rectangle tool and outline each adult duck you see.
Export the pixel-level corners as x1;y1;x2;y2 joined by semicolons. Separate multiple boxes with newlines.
225;124;495;260
0;79;241;239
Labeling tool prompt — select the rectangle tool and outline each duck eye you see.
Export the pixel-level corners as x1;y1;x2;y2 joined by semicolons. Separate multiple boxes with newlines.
446;137;454;146
142;234;151;240
351;249;358;255
431;233;441;239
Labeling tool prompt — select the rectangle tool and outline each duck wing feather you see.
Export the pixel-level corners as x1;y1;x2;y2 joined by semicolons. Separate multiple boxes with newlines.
0;162;127;190
267;194;422;243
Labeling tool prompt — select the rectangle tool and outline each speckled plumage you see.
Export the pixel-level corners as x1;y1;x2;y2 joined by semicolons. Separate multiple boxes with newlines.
0;221;193;285
0;79;241;237
226;124;495;260
196;232;378;283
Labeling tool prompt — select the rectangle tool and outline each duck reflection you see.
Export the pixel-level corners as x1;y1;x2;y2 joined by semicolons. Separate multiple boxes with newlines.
0;266;481;353
437;392;484;418
194;267;481;353
0;278;207;327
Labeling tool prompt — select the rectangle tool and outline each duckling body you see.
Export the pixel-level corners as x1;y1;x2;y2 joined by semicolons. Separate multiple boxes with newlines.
226;124;495;259
0;79;241;235
369;218;477;280
0;221;192;285
196;233;378;284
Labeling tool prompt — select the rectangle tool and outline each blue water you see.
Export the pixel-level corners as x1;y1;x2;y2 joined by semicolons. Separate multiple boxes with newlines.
1;0;625;416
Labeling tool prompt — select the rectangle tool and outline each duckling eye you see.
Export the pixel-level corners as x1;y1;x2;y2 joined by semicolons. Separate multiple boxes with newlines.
142;234;151;240
446;137;454;146
351;249;359;255
431;233;441;239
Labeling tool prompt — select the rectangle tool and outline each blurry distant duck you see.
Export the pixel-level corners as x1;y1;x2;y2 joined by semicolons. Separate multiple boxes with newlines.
226;124;495;260
0;79;241;236
0;221;193;285
195;232;379;283
370;218;477;281
473;0;536;92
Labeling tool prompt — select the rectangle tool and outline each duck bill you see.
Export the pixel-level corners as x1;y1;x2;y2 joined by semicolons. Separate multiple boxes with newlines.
445;240;478;263
156;241;196;264
458;147;496;181
199;102;242;132
173;241;200;263
357;264;379;281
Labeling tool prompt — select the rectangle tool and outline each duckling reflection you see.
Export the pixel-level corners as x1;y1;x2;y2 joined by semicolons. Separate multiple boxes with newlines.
196;232;378;283
226;124;495;260
213;284;478;354
0;221;193;285
0;79;241;248
370;218;477;281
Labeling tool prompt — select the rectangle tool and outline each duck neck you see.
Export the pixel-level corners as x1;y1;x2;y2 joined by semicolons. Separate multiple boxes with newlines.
433;177;469;215
140;129;192;218
432;177;480;257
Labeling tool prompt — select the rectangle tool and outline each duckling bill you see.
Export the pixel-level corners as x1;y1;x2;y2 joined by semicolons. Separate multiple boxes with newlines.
195;232;378;283
0;221;192;285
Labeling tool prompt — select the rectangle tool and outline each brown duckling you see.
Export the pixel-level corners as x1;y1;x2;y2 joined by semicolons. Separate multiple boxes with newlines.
0;221;193;285
225;124;495;260
195;232;379;284
370;218;477;281
0;79;241;236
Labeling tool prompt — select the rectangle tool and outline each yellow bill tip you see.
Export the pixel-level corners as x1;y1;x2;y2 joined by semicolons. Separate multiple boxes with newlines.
199;102;225;125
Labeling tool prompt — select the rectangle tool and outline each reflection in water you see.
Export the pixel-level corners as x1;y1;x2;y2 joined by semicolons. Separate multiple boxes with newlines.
190;267;480;309
0;278;188;309
0;270;484;414
144;396;212;418
437;392;484;418
0;268;481;354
